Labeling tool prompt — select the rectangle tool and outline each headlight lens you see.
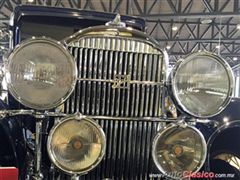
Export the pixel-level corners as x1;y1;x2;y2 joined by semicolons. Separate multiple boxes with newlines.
172;51;234;118
152;123;207;179
47;115;106;175
6;37;77;110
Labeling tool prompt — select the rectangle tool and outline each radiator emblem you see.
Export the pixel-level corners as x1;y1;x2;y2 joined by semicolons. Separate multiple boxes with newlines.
112;74;130;89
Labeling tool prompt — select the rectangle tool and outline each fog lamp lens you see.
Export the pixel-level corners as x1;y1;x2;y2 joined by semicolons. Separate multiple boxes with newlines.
47;115;106;175
152;123;207;179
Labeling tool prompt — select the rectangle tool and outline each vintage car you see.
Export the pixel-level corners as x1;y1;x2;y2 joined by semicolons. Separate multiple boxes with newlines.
0;5;239;180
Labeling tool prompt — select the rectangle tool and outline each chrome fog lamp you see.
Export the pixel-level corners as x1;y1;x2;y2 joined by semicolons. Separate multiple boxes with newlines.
171;51;234;118
47;114;106;175
152;123;207;179
6;37;77;110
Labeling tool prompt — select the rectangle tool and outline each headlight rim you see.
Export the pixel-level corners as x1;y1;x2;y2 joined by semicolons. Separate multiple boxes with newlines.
152;122;207;179
47;114;106;175
171;51;234;118
6;36;78;110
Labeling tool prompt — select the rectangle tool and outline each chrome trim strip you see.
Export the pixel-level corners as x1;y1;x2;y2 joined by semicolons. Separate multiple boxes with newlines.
86;115;177;122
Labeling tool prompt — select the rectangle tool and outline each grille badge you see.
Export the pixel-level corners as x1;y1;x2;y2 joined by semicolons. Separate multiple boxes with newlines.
112;74;130;89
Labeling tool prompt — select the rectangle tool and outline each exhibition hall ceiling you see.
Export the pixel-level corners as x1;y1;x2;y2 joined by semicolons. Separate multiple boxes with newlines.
1;0;240;66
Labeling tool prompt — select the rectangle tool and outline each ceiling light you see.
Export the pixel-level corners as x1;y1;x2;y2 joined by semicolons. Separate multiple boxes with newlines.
237;24;240;30
27;0;34;2
216;45;220;49
166;45;171;50
233;57;238;61
223;117;229;122
201;19;212;24
172;26;178;31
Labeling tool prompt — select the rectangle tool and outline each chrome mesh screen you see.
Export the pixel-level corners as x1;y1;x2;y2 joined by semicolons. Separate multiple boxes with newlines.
64;37;165;117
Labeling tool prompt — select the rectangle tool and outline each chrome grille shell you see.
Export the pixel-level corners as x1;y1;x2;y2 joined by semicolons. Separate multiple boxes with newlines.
64;26;167;118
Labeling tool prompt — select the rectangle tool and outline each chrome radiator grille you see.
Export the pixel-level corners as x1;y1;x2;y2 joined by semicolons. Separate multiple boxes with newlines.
64;37;165;117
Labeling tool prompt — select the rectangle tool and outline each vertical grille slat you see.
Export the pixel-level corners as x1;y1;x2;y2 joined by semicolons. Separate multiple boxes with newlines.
142;121;151;179
119;51;124;117
111;120;119;176
102;49;108;115
135;52;141;117
69;47;76;113
140;121;148;179
111;50;118;116
122;52;129;116
96;49;102;115
125;120;133;178
65;36;166;179
91;48;98;115
105;120;113;177
126;50;132;117
86;48;93;115
149;54;155;117
81;48;88;114
131;52;137;117
140;53;148;117
145;54;152;116
121;121;129;178
74;48;82;111
153;54;161;117
115;120;123;178
102;118;109;175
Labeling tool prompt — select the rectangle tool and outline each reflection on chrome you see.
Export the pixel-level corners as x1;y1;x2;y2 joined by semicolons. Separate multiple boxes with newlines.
215;153;240;170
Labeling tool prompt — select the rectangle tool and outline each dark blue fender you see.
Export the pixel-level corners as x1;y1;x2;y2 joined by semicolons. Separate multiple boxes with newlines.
205;98;240;179
0;100;30;179
211;97;240;123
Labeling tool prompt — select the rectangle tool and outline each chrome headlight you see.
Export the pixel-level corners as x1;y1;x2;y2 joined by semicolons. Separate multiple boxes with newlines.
171;51;234;118
47;114;106;175
152;123;207;179
6;37;77;110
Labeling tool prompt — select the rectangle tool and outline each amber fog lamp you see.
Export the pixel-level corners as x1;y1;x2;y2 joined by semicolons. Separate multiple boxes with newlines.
47;114;106;175
171;51;234;118
152;123;207;179
6;37;77;110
